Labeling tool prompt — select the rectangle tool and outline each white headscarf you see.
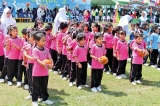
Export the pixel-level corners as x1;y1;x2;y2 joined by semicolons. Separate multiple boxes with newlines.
53;8;67;34
140;11;148;22
1;8;16;36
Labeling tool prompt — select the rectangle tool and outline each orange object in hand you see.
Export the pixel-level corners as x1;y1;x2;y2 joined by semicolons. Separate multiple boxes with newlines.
43;59;52;65
99;56;109;65
138;50;148;57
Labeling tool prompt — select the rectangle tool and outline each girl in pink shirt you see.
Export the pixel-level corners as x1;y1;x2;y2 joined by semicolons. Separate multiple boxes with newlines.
0;26;4;73
53;22;68;74
6;26;21;86
116;30;128;79
73;33;88;90
112;27;121;76
130;33;146;85
50;34;57;67
103;23;113;74
90;32;106;92
32;31;53;105
45;23;53;49
34;19;44;30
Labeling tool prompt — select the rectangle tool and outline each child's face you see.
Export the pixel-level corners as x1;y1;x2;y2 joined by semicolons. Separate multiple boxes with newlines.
46;30;52;34
95;36;103;45
146;25;149;29
36;36;46;47
79;38;85;45
119;34;126;40
84;26;88;31
131;25;135;29
155;28;159;33
11;29;18;38
29;36;34;44
38;22;43;28
116;31;120;37
108;26;113;33
62;27;68;33
92;25;98;32
135;37;143;44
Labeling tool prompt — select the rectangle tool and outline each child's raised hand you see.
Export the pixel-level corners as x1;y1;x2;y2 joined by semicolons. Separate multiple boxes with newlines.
78;63;82;68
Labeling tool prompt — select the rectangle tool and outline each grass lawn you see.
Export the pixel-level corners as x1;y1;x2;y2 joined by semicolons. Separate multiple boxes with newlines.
0;23;160;106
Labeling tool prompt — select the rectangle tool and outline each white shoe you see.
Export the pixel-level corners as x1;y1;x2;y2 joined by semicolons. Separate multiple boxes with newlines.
127;58;131;61
0;79;5;83
121;74;127;79
113;73;116;76
63;77;67;80
151;65;157;68
24;95;32;100
135;80;142;84
91;87;98;92
83;84;89;88
144;63;149;66
131;81;137;85
54;71;58;74
8;81;12;86
38;98;42;102
42;100;53;105
116;75;122;79
17;82;21;87
69;82;73;87
96;86;102;92
32;102;38;106
158;68;160;71
24;84;29;90
73;81;76;85
106;71;110;74
78;86;82;90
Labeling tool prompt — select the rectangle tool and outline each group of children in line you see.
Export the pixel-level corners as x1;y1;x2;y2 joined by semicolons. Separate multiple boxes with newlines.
0;18;159;106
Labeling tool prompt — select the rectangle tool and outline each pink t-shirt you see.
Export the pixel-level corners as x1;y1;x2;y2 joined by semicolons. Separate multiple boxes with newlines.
62;35;68;55
130;39;146;49
73;45;87;62
19;38;27;60
103;33;114;49
45;33;53;49
132;42;144;64
84;32;90;47
3;35;10;58
68;39;77;62
56;32;66;52
32;47;51;76
8;37;21;60
23;43;34;64
90;44;106;69
66;37;72;60
50;35;57;51
89;32;95;48
112;36;120;54
0;31;4;56
116;40;128;60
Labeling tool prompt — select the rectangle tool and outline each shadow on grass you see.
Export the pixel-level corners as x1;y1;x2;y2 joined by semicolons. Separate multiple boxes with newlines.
142;79;160;88
39;88;69;106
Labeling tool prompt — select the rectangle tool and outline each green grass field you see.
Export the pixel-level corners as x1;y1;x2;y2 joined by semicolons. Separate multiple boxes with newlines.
0;23;160;106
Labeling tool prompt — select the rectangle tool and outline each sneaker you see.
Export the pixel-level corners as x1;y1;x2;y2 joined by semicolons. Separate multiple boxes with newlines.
63;77;67;80
69;82;73;86
24;95;32;100
73;81;76;85
32;102;38;106
38;98;42;102
113;73;116;76
8;81;12;86
42;100;53;105
82;84;89;88
0;79;5;83
106;71;110;75
158;68;160;71
24;84;29;90
96;86;102;92
121;74;127;79
135;80;142;84
91;87;98;92
144;63;149;66
116;75;122;79
54;71;58;74
17;82;21;87
131;81;137;85
151;65;157;68
77;86;82;90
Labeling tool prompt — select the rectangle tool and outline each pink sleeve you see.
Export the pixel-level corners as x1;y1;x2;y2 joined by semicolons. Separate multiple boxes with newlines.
57;33;62;42
112;37;116;45
73;47;78;57
32;49;39;59
132;43;137;51
103;45;106;55
116;42;120;50
68;41;74;49
46;48;51;58
103;34;107;42
90;45;95;55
